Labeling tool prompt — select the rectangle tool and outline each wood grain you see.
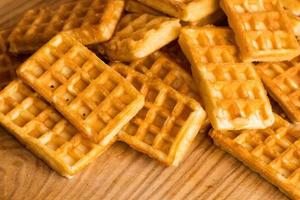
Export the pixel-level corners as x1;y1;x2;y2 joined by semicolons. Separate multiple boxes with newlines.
0;1;290;200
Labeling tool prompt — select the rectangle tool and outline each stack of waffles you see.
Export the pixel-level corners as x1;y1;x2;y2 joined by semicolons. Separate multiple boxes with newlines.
2;0;300;199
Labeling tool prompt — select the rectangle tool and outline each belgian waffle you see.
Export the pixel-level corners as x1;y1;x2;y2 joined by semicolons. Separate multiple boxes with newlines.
179;26;240;67
137;0;220;22
112;63;206;166
17;33;145;143
221;0;300;62
125;0;163;15
8;0;125;54
256;60;300;123
104;13;181;62
210;115;300;200
0;80;114;178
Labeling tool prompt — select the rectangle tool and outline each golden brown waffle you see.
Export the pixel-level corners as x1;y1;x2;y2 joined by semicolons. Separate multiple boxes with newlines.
179;26;274;130
112;63;206;166
128;51;211;129
137;0;220;22
104;13;181;62
210;115;300;200
125;0;163;15
8;0;125;54
221;0;300;62
17;33;145;143
256;60;300;123
0;80;114;178
193;62;274;130
179;26;240;66
129;51;199;101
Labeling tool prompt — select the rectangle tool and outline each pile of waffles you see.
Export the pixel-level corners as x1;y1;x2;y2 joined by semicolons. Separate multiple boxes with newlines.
2;0;300;198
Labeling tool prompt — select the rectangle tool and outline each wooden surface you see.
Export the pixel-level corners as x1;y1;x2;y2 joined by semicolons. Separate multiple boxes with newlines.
0;1;290;200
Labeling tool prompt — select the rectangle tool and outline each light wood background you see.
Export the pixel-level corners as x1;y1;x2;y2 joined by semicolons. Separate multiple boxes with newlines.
0;1;290;200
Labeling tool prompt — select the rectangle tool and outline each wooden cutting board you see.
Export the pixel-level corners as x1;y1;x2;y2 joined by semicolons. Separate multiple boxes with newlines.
0;1;289;199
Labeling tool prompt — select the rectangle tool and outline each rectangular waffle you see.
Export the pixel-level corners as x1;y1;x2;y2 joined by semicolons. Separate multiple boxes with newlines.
221;0;300;62
256;60;300;123
125;0;163;15
193;62;274;130
104;13;181;62
137;0;220;22
210;115;300;200
179;26;274;130
112;63;206;166
17;33;145;144
179;26;240;67
0;80;114;178
128;51;211;129
8;0;125;54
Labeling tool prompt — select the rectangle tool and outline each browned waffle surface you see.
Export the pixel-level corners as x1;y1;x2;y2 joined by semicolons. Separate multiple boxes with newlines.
221;0;300;62
125;0;163;15
104;13;181;62
179;26;240;67
17;33;145;144
112;63;206;166
137;0;220;22
0;80;113;178
210;115;300;200
256;60;300;123
8;0;125;54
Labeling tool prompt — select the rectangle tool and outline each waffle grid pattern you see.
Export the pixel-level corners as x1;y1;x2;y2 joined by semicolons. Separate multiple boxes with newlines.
104;13;181;62
17;34;144;143
256;61;300;122
210;115;300;199
8;0;124;53
112;63;206;166
221;0;300;62
199;62;274;130
0;80;109;178
179;26;240;67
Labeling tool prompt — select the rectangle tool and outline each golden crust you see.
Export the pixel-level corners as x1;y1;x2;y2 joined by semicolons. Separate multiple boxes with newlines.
112;63;206;166
17;33;144;144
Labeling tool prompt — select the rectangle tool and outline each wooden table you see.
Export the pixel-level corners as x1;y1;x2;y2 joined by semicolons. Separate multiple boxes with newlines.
0;1;290;200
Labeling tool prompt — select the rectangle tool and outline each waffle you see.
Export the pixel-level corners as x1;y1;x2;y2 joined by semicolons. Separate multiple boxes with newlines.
104;13;181;62
0;80;114;178
17;33;145;143
179;26;240;67
125;0;163;15
210;115;300;200
256;61;300;123
221;0;300;62
129;51;199;101
137;0;220;22
8;0;125;54
112;63;206;166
